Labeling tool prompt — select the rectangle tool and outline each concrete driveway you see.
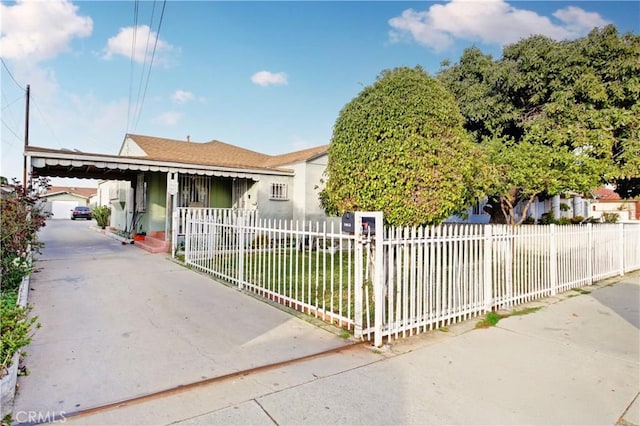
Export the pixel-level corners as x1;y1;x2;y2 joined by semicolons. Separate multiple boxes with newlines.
13;220;350;418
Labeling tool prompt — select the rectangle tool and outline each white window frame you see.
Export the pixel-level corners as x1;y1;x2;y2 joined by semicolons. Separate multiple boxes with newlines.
270;183;288;200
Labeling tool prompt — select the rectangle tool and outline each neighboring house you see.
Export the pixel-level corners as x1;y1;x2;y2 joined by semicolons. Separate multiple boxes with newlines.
40;186;96;219
450;187;640;224
26;134;330;246
589;187;640;221
1;183;14;198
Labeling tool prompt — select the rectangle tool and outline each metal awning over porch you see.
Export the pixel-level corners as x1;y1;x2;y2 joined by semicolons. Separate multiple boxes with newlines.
26;146;293;181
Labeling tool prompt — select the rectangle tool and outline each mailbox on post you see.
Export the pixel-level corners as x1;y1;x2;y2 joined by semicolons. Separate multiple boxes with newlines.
362;217;376;235
342;212;376;235
342;212;354;234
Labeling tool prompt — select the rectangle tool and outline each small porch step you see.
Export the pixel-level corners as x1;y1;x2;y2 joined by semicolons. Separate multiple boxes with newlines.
133;235;170;254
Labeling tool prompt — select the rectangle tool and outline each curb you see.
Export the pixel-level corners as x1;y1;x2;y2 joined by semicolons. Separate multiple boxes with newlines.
90;226;133;244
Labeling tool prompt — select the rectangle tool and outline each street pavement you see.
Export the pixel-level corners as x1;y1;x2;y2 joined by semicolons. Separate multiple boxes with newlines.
12;220;640;425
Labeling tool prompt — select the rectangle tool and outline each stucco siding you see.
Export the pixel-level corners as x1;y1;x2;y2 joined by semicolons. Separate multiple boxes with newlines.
278;153;328;222
119;137;147;156
256;175;294;221
98;180;133;231
289;163;306;222
304;155;328;221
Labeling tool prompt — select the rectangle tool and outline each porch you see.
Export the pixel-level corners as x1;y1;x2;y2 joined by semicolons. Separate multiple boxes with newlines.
104;173;258;254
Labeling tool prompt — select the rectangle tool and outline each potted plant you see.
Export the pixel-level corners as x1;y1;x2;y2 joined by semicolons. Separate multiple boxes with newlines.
134;227;146;241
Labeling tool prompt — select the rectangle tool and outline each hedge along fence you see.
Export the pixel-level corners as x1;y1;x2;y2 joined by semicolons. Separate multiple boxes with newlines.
0;268;37;419
0;178;49;420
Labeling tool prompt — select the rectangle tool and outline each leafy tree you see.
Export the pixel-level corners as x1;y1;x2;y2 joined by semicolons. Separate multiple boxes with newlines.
614;177;640;198
439;25;640;223
484;137;600;224
322;66;484;226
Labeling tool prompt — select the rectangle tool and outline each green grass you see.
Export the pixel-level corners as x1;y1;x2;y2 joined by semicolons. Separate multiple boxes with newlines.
187;245;556;334
571;288;591;295
510;306;543;316
339;330;352;339
476;312;506;328
476;306;542;328
193;247;372;321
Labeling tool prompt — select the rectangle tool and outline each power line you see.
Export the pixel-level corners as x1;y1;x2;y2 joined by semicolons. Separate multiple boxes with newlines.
132;0;157;130
0;69;24;148
1;94;24;111
1;91;23;147
133;0;167;131
30;94;63;149
126;0;140;133
1;117;23;142
0;58;24;91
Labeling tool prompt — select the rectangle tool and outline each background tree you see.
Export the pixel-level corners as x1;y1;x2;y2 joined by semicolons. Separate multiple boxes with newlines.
322;66;484;226
439;25;640;223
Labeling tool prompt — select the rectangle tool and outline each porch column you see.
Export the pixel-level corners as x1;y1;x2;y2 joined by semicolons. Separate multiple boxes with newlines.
166;171;178;243
551;194;561;219
573;195;583;218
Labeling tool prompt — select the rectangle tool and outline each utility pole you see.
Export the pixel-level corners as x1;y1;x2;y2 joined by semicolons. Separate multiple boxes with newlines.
23;84;30;186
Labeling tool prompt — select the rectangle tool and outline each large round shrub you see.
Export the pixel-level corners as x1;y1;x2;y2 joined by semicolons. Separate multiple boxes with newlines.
323;66;479;226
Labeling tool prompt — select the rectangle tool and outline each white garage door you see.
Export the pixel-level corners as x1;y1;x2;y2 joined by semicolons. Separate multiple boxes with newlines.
51;201;80;219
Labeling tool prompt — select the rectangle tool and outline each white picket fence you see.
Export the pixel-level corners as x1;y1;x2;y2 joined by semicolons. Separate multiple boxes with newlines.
179;209;640;345
380;223;639;342
183;216;359;330
172;207;258;255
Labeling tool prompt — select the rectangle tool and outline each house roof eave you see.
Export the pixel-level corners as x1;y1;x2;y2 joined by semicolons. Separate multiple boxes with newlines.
26;147;294;180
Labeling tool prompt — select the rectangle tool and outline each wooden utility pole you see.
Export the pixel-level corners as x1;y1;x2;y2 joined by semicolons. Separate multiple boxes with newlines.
23;84;30;186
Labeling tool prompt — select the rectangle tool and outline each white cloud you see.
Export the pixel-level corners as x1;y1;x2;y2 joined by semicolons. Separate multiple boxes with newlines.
42;92;128;150
0;0;92;63
171;90;194;104
251;71;288;87
388;0;610;51
103;25;174;64
153;111;183;126
553;6;610;36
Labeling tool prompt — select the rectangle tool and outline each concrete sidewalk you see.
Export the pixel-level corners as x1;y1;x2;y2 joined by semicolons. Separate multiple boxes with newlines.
12;220;351;422
61;271;639;426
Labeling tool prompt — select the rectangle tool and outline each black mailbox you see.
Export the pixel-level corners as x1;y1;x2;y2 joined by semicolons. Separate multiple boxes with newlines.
342;212;376;235
342;212;354;234
362;217;376;236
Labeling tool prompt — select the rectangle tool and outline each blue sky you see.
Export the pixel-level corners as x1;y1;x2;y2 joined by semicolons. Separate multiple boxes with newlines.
1;0;638;186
